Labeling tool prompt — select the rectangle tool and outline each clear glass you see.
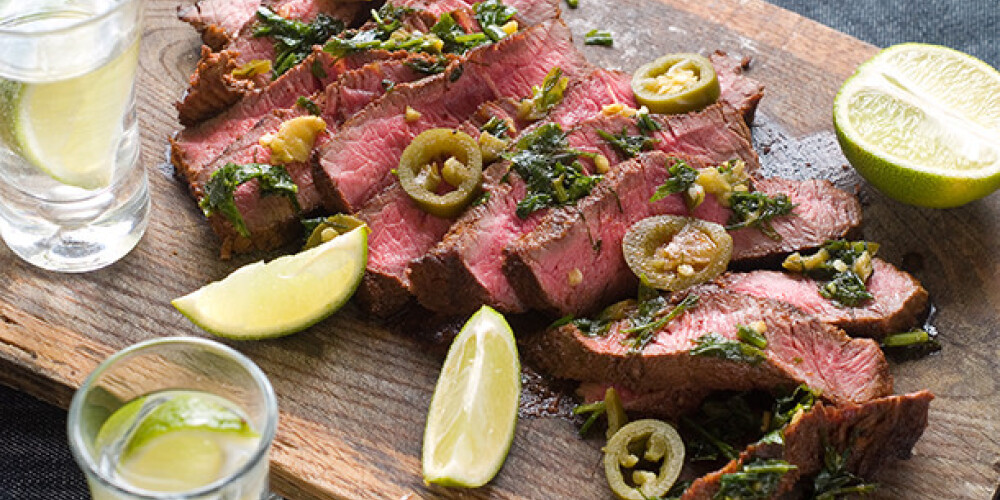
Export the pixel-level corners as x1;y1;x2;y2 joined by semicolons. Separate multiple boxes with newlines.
68;337;279;500
0;0;150;272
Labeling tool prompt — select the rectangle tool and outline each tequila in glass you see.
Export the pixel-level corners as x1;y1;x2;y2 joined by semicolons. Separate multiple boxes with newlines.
0;0;150;272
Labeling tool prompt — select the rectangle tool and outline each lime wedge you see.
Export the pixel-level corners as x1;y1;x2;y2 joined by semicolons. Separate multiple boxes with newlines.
95;392;258;493
422;306;520;488
1;41;140;190
833;43;1000;208
172;225;368;339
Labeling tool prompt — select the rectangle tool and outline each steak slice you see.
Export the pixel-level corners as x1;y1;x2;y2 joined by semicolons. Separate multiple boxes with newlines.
505;154;862;316
681;391;933;499
547;68;636;126
313;20;589;212
717;259;929;337
710;50;764;124
528;285;893;404
178;0;260;50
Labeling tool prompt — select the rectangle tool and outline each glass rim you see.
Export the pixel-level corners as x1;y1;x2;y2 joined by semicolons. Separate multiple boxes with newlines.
67;336;279;499
0;0;141;37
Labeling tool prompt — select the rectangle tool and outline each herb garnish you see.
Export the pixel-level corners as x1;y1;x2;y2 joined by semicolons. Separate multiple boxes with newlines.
650;157;698;202
519;67;569;120
565;0;579;8
689;324;768;365
759;384;817;445
324;1;516;58
475;0;518;41
404;57;450;75
584;29;613;46
621;293;699;352
480;116;511;138
725;190;795;240
809;445;878;499
295;96;321;115
715;458;797;500
200;163;300;238
636;110;662;134
784;240;878;307
254;8;344;76
504;122;601;217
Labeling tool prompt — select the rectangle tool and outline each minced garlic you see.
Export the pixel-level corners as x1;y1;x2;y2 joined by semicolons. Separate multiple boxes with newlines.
259;116;327;164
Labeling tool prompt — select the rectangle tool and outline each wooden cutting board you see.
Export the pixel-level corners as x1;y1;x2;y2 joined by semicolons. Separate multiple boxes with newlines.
1;0;997;498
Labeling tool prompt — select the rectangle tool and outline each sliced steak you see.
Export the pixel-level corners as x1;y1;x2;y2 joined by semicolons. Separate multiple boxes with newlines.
176;0;367;125
682;391;933;499
505;153;862;316
313;20;589;212
191;54;437;257
717;259;929;337
576;382;710;419
528;285;893;405
178;0;260;50
709;50;764;124
547;68;636;126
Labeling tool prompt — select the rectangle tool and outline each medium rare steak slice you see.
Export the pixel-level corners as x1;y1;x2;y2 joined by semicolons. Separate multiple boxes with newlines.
709;50;765;123
681;391;933;499
313;20;589;212
178;0;260;50
717;259;929;337
528;286;892;404
546;68;636;126
505;154;862;316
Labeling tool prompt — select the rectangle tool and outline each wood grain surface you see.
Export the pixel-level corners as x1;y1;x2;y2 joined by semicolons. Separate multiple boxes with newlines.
1;0;998;498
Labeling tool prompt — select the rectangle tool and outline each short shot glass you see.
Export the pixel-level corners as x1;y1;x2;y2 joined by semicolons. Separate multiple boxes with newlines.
68;337;278;500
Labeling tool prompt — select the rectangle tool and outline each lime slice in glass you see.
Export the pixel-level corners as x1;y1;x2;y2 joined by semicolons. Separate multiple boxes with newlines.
95;392;259;493
422;306;520;488
834;43;1000;208
172;225;368;339
3;41;140;190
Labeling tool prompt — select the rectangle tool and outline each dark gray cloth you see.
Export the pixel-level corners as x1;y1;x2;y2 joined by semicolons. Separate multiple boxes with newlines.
1;1;995;498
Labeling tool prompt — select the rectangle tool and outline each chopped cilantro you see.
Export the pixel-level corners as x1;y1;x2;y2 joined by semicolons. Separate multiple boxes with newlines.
504;123;601;218
200;163;300;238
584;29;613;46
726;190;796;240
254;7;344;76
650;157;699;202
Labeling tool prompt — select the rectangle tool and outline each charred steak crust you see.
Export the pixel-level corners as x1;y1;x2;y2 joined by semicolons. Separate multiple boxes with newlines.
710;50;765;124
528;286;892;405
717;258;930;337
681;391;933;499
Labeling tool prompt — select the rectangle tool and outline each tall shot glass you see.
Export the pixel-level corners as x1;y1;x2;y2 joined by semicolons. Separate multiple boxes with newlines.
68;337;279;500
0;0;150;272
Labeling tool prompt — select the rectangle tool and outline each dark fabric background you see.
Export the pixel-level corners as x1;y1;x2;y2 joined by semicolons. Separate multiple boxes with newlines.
0;1;995;499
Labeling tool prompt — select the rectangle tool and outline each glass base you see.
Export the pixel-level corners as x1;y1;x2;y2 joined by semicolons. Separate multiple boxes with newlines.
0;172;150;273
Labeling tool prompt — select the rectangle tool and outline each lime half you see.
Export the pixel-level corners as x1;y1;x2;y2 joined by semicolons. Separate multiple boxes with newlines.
1;41;140;190
422;306;521;488
172;225;368;339
834;43;1000;208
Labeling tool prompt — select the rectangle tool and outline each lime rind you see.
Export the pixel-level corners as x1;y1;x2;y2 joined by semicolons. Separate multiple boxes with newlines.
834;43;1000;208
422;305;520;488
172;225;369;339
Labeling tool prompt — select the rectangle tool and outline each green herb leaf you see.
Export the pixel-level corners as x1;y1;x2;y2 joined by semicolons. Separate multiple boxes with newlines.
254;8;344;76
404;57;449;75
505;123;601;218
760;385;818;445
597;126;658;159
715;458;797;500
810;445;878;499
474;0;518;41
621;294;699;352
565;0;579;8
200;163;300;238
690;329;767;365
726;190;796;239
819;270;873;307
295;96;321;116
480;116;511;138
636;111;663;135
584;29;613;46
572;400;606;436
432;12;490;53
650;157;699;202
